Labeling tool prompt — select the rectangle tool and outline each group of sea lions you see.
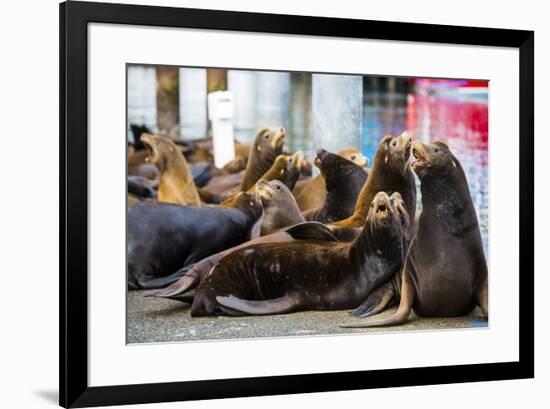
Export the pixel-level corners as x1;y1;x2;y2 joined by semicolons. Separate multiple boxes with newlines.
127;125;488;328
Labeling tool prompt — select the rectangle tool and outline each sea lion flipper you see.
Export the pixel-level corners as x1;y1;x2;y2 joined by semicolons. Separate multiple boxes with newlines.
340;262;415;328
216;294;299;315
475;275;489;318
286;222;338;242
351;284;396;318
137;268;189;290
147;265;202;300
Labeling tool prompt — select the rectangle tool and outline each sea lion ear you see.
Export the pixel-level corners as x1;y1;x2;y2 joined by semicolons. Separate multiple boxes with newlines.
286;222;339;242
433;141;449;150
450;158;457;168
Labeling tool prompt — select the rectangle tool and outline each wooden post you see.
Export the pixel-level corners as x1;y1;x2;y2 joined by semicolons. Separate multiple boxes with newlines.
156;66;180;137
207;69;228;93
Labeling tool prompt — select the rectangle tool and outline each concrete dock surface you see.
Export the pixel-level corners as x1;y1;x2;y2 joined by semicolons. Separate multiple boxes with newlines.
127;290;488;344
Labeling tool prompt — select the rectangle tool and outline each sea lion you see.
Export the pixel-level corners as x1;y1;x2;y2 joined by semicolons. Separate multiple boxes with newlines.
239;127;286;191
127;176;157;200
302;149;368;223
127;192;262;290
219;151;304;207
295;147;368;211
256;179;305;236
341;141;488;327
141;133;201;206
332;131;416;228
189;191;409;316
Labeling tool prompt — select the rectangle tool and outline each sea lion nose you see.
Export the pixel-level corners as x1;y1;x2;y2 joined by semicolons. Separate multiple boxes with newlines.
316;149;327;158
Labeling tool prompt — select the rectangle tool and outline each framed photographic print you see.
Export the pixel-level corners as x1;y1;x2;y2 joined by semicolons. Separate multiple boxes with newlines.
60;1;534;407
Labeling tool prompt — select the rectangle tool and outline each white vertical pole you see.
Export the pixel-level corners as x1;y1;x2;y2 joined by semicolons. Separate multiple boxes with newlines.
127;65;157;142
312;74;363;155
208;91;235;168
255;71;291;133
179;67;207;140
228;70;256;143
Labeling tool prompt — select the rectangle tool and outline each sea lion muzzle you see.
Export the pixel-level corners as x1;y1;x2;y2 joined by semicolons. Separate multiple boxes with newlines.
410;140;430;171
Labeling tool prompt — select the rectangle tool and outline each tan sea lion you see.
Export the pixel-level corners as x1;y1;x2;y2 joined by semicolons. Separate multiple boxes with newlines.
332;131;416;228
220;151;304;207
140;133;201;206
239;127;286;191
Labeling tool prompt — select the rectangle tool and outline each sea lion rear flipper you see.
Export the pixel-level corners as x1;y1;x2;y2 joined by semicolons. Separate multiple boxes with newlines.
137;268;190;290
216;294;300;315
146;264;202;300
286;222;338;242
351;283;396;318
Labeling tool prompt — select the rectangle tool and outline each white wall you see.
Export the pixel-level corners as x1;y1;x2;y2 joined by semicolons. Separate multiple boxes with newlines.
0;0;546;408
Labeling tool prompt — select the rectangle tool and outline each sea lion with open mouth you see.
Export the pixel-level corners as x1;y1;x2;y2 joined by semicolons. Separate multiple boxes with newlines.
127;192;261;290
341;141;488;327
189;191;409;316
302;149;368;224
239;127;286;191
332;131;416;228
140;133;202;206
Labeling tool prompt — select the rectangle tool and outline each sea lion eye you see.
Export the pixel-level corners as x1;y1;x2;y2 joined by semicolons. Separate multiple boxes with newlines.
351;155;356;160
391;140;398;147
264;133;270;139
276;185;281;190
433;147;439;153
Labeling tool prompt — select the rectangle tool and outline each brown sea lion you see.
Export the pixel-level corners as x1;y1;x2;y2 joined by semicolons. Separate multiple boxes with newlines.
295;147;368;211
332;131;416;228
302;149;368;223
189;191;409;316
127;192;262;290
341;141;488;327
239;127;286;191
141;133;201;206
256;179;305;236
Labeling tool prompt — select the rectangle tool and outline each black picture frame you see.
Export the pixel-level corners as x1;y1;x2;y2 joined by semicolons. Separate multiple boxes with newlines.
59;1;534;407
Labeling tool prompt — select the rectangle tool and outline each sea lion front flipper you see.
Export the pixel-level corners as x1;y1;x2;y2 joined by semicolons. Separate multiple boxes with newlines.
286;222;338;242
351;283;396;318
340;258;415;328
216;294;300;315
475;275;489;318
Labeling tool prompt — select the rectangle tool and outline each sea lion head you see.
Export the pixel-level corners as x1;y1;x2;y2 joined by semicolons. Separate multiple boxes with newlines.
410;140;462;180
365;191;406;252
337;147;369;169
375;131;413;175
253;127;286;154
261;151;304;190
256;179;295;208
314;148;365;184
140;133;180;172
